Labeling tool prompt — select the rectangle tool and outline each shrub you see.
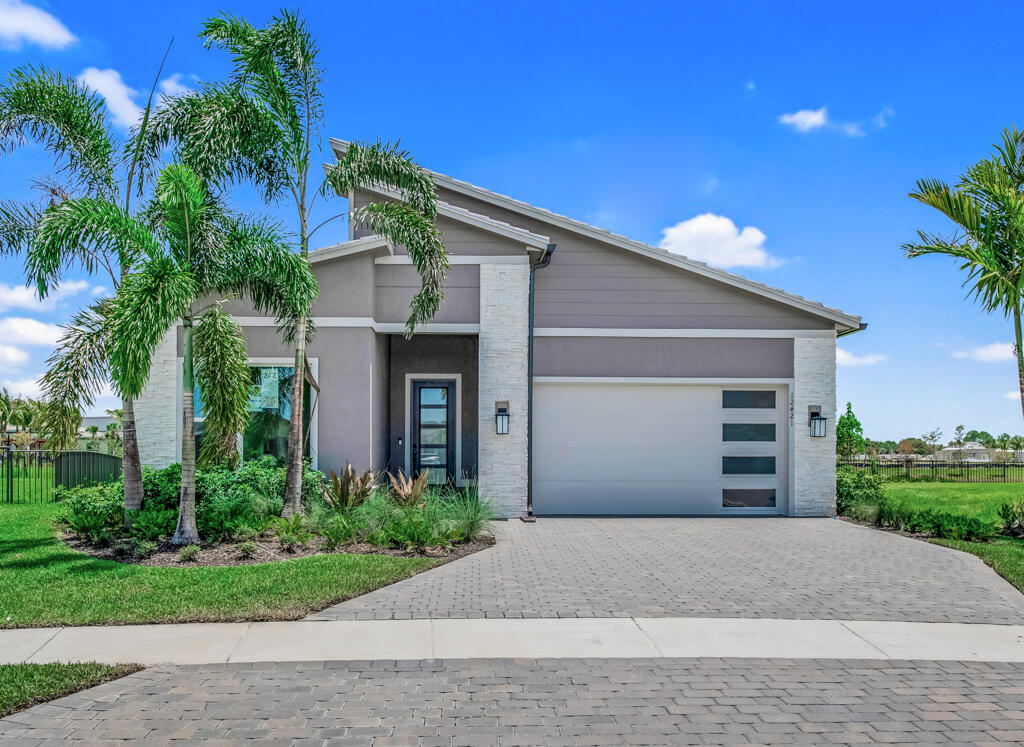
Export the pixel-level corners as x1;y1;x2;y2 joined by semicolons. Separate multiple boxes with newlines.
999;501;1024;538
177;545;200;563
835;467;884;515
874;499;989;542
325;463;376;511
127;507;177;541
132;539;158;558
439;488;495;539
237;540;258;560
112;538;134;558
388;470;429;507
272;514;313;552
142;463;182;511
58;484;123;543
319;513;358;550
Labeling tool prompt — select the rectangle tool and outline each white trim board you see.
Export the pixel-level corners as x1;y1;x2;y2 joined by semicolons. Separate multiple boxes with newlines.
534;328;836;338
404;373;464;487
375;254;530;265
233;317;480;334
309;235;392;263
534;377;795;385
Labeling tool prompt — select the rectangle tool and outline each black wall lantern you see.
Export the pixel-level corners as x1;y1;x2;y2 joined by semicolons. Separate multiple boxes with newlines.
495;401;510;435
808;406;827;437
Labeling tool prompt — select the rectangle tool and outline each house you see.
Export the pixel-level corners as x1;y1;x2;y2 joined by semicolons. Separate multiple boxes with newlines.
132;140;863;517
935;442;994;462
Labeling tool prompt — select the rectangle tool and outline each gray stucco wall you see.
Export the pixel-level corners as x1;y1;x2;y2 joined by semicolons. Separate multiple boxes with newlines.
388;334;478;478
534;337;794;378
433;186;834;331
375;265;480;324
372;333;391;472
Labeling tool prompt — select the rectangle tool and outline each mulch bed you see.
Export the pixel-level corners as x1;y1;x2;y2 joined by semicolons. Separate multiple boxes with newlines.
63;531;495;568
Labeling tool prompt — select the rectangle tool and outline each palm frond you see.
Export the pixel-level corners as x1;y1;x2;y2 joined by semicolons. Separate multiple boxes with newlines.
29;197;157;294
107;254;196;398
0;199;41;257
193;304;250;468
325;140;438;219
0;65;117;197
353;201;448;335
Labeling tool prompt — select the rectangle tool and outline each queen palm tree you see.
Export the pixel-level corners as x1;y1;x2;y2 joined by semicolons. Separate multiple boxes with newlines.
0;387;13;445
138;10;448;515
0;51;170;517
104;163;315;544
905;126;1024;422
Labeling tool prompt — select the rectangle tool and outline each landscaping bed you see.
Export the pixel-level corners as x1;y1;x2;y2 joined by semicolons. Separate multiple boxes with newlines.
0;663;141;718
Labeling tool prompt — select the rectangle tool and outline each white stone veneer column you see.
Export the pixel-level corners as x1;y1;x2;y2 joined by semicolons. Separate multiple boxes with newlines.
478;263;530;517
791;336;837;516
132;328;178;468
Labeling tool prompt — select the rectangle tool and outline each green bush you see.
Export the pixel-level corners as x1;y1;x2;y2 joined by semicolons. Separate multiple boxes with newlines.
836;467;884;515
177;545;199;563
57;484;123;543
999;501;1024;538
439;487;495;539
127;507;177;541
132;539;158;558
319;513;358;550
272;514;314;552
236;540;258;559
874;499;989;541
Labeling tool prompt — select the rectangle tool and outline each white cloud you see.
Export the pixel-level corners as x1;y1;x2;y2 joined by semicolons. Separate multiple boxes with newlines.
840;122;865;137
778;107;828;132
0;0;75;51
873;106;894;129
658;213;781;269
1007;391;1021;401
952;342;1014;362
159;72;194;98
0;317;63;345
837;348;887;367
2;375;41;399
744;79;755;92
77;67;142;130
0;278;90;312
91;285;107;295
0;343;28;366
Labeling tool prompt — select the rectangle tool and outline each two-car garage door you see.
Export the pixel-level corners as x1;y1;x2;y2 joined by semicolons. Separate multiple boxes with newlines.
532;382;788;515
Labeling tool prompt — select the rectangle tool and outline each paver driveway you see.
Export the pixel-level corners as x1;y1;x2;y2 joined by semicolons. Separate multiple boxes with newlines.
6;658;1024;745
311;518;1024;623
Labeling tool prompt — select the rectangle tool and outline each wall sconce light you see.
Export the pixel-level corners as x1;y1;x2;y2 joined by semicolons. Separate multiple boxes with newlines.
495;401;510;435
808;406;827;438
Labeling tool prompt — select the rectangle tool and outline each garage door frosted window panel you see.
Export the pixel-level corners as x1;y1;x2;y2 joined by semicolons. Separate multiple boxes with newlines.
723;488;777;508
722;390;776;409
722;423;776;442
722;456;776;474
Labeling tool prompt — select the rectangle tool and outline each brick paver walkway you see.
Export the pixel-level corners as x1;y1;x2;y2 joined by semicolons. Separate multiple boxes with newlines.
5;658;1024;744
310;518;1024;623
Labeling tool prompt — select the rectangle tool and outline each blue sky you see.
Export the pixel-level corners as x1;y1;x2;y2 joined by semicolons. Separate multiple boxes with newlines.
0;0;1022;442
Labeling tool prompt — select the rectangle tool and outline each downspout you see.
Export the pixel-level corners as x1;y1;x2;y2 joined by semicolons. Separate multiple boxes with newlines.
523;242;556;522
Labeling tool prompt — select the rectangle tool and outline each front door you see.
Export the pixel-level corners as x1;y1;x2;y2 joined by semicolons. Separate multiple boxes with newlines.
411;380;456;485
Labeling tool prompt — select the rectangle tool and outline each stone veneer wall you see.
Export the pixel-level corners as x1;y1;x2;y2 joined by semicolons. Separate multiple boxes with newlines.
477;263;530;517
791;336;837;516
132;329;179;468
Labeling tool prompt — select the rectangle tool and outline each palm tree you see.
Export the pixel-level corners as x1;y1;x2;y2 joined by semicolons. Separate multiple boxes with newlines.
105;163;315;544
139;10;448;515
905;126;1024;421
0;387;13;445
0;52;170;516
85;425;99;450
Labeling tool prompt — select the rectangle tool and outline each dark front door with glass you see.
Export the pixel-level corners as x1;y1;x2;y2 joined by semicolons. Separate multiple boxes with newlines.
411;380;456;485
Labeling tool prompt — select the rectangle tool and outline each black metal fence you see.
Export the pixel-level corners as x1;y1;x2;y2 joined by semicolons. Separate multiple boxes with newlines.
839;460;1024;483
1;448;123;504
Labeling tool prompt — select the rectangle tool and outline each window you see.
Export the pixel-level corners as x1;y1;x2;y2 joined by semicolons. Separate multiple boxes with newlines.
722;390;776;409
194;365;311;463
722;488;776;508
722;423;776;442
722;456;776;475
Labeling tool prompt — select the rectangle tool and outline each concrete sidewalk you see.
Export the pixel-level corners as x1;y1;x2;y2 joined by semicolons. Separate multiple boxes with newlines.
4;616;1024;665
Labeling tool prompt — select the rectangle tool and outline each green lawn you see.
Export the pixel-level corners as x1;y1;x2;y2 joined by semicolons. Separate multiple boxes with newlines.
933;537;1024;591
0;663;141;717
0;503;438;628
882;481;1023;527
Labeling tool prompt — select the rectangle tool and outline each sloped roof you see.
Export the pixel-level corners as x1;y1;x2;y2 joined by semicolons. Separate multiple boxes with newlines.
329;138;863;332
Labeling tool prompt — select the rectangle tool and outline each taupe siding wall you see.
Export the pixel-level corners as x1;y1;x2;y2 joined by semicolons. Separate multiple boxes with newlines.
534;337;794;378
375;265;480;324
388;334;478;478
435;187;834;331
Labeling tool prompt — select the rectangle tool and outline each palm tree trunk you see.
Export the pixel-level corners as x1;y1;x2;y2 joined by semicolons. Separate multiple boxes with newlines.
121;396;143;526
172;318;200;545
282;318;306;517
1016;302;1024;424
